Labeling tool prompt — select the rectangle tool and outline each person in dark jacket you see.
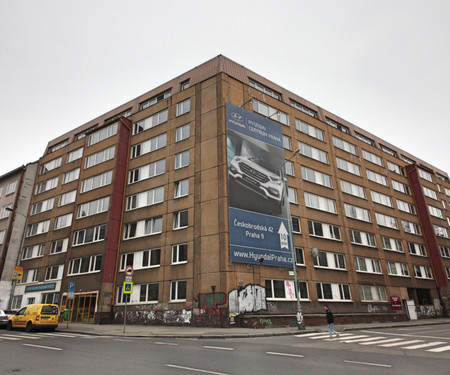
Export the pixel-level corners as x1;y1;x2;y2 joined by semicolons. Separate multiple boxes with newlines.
324;305;339;339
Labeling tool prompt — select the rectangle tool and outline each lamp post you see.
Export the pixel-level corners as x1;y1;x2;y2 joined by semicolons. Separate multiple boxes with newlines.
5;207;27;310
280;149;305;330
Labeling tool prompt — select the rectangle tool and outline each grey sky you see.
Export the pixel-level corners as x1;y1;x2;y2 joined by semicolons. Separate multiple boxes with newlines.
1;0;449;176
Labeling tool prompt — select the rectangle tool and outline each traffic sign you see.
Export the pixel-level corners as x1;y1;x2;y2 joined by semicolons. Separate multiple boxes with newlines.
68;281;76;299
125;266;134;277
123;281;133;294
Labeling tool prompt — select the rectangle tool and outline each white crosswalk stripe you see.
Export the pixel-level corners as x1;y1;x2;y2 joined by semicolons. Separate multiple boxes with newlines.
379;339;423;347
359;338;404;346
341;336;385;344
427;345;450;353
402;341;446;350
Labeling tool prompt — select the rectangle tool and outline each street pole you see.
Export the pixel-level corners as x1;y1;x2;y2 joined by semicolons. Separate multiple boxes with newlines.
280;149;305;330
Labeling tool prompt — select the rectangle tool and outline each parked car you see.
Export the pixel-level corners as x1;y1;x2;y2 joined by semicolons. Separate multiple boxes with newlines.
7;304;59;332
0;310;16;328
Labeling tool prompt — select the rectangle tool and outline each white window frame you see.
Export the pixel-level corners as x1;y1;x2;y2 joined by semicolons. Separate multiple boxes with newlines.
175;151;190;169
344;203;371;222
408;242;426;257
54;213;73;230
316;282;351;301
174;179;189;198
88;123;118;146
370;190;393;207
295;119;324;141
176;124;190;142
66;147;83;163
170;280;187;302
72;224;106;246
362;149;383;167
341;180;366;199
84;146;115;169
173;210;188;230
172;243;188;265
349;229;376;247
336;157;362;177
401;220;422;235
176;99;191;117
304;192;336;214
354;257;382;274
366;170;388;186
301;166;332;188
133;108;168;135
80;170;113;193
375;212;398;229
308;220;341;241
63;168;80;185
78;196;110;218
298;142;328;164
40;157;62;175
333;136;357;155
50;238;69;255
381;236;404;252
313;250;346;270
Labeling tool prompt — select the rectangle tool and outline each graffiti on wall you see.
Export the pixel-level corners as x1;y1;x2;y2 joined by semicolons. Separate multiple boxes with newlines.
228;284;267;315
198;293;226;309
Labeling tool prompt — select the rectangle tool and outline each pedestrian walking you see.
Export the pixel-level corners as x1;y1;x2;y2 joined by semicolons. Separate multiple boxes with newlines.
324;305;339;339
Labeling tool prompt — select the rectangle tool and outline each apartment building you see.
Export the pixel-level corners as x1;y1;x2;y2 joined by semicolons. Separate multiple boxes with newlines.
8;55;450;326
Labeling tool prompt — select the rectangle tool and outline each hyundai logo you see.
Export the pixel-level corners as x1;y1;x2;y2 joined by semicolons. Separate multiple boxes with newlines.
231;112;243;122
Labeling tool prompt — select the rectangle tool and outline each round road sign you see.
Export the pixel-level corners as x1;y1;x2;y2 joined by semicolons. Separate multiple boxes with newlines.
125;265;134;277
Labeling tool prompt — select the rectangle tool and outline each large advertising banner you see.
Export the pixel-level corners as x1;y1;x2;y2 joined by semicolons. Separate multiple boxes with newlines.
227;102;292;268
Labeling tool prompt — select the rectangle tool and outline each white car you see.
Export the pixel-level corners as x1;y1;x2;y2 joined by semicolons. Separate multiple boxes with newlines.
0;310;16;328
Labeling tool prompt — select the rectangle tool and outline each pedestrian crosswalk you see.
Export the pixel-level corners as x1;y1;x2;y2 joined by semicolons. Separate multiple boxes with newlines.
0;331;93;341
296;332;450;353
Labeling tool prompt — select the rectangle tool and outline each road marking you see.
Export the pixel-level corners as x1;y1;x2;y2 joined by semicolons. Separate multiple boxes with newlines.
114;339;133;342
23;343;62;351
344;360;392;368
379;340;423;347
427;345;450;353
154;342;179;346
166;364;229;375
342;336;385;344
0;335;21;340
334;335;368;341
10;333;41;340
402;341;446;350
266;352;304;358
361;330;449;341
36;332;78;338
300;333;353;339
359;338;404;346
203;346;234;351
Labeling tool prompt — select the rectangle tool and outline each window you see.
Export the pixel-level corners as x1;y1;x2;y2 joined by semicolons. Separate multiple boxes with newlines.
387;261;410;276
284;161;294;176
68;255;102;275
387;161;405;176
26;220;50;237
123;217;163;239
41;293;59;304
170;280;187;301
78;196;110;218
446;267;450;279
1;205;12;218
296;248;304;265
308;220;341;240
418;169;433;182
173;210;188;229
174;179;189;198
288;187;297;204
434;225;449;238
316;282;351;301
375;213;398;229
301;166;332;188
54;213;73;230
48;140;68;153
362;149;383;167
298;142;328;164
0;230;5;245
75;125;98;141
440;246;450;258
313;251;346;270
176;99;191;117
50;238;69;254
6;180;17;195
360;285;387;302
133;108;169;134
295;119;324;141
140;283;159;303
354;257;382;274
336;157;362;177
340;180;366;199
120;249;161;270
402;220;421;235
253;99;289;125
445;187;450;197
325;118;349;133
172;243;188;264
140;89;171;110
396;199;416;214
40;157;62;174
126;187;164;211
11;296;22;309
282;135;291;150
370;190;393;207
104;109;130;123
35;177;58;194
59;190;77;206
180;79;190;90
72;224;106;246
381;236;403;252
344;203;371;222
63;168;80;184
130;133;167;158
366;170;388;186
85;146;115;168
116;285;130;304
392;180;410;195
408;242;426;256
264;279;309;300
291;100;317;118
22;244;45;260
66;147;83;163
304;192;336;214
175;151;190;169
45;265;63;280
249;79;281;100
428;205;444;218
423;186;438;200
333;136;357;155
81;170;113;193
355;132;375;146
176;124;190;142
20;269;40;284
292;217;301;233
88;123;118;146
349;229;376;247
413;265;432;279
128;159;165;184
380;144;397;157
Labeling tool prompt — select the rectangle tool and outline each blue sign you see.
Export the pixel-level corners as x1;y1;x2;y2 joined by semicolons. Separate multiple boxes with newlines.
68;281;76;293
25;283;56;293
227;103;292;267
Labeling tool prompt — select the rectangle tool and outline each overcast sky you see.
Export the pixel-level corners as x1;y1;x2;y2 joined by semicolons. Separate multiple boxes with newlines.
1;0;449;177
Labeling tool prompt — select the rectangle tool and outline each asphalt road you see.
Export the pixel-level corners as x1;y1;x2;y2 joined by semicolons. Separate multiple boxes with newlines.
0;323;449;375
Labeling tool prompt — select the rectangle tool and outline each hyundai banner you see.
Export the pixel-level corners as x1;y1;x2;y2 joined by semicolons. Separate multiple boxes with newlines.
227;102;292;267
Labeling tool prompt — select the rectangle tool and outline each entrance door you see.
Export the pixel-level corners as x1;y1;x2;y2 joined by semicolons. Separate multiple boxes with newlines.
61;292;97;323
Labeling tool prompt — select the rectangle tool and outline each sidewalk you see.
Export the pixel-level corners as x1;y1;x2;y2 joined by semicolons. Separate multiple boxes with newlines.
57;318;449;339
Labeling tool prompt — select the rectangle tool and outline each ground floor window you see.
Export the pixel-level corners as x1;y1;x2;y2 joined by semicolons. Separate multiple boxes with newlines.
41;292;60;304
316;282;351;301
265;279;309;300
170;280;186;302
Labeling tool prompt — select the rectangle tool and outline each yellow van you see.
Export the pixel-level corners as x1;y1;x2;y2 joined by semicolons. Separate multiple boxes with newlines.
7;304;59;332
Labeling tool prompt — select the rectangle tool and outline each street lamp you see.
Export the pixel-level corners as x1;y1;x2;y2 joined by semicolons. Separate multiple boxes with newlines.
280;149;305;330
5;207;28;310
